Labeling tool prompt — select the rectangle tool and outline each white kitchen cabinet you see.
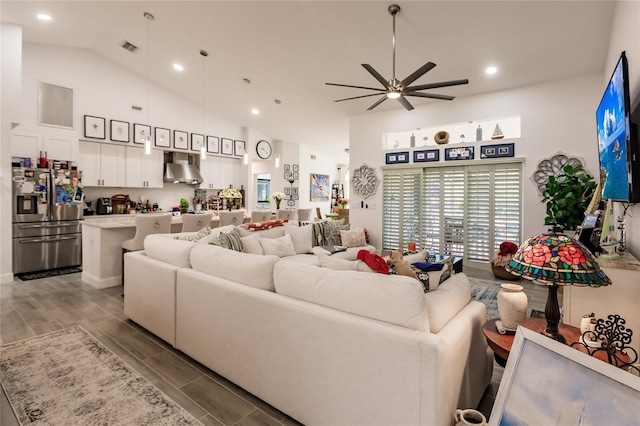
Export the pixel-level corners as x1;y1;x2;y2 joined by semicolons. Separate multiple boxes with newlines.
12;131;78;162
200;156;240;190
200;157;220;189
125;147;164;188
79;141;126;187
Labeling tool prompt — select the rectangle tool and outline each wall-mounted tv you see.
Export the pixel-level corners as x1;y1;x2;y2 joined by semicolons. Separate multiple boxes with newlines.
596;51;640;203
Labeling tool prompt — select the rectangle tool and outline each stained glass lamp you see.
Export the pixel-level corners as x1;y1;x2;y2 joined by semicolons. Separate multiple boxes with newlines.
505;233;611;344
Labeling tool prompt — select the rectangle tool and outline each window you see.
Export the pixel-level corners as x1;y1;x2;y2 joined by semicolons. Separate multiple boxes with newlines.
382;161;522;267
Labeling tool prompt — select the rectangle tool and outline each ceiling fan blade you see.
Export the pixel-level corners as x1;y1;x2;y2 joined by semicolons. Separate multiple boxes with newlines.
366;95;388;111
399;62;436;88
405;92;455;101
362;64;390;88
333;93;387;102
325;82;387;92
405;79;469;92
397;95;414;111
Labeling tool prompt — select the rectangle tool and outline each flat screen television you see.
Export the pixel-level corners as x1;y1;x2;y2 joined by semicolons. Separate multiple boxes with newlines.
596;51;640;203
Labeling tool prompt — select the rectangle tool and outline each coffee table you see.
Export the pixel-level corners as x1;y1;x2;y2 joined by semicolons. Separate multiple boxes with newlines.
432;254;463;273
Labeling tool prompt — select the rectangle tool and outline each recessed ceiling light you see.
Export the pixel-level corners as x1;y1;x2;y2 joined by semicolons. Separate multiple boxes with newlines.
485;66;498;75
251;108;260;115
173;63;184;71
37;14;52;21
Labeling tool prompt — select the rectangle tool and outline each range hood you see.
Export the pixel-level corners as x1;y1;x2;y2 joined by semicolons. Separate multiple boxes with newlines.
163;152;204;185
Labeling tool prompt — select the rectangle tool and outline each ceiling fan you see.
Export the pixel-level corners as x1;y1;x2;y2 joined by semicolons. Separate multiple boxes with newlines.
326;4;469;111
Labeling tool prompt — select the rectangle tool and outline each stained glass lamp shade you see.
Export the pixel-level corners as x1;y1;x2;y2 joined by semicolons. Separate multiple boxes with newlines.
505;233;611;343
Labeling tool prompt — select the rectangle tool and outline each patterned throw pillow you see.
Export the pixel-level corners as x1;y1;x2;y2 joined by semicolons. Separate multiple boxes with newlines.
311;222;326;246
241;219;288;232
209;228;243;252
438;256;454;284
339;228;366;248
324;220;350;246
174;226;211;242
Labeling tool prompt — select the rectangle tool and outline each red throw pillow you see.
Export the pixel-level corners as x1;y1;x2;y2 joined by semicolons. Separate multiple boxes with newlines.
357;250;389;275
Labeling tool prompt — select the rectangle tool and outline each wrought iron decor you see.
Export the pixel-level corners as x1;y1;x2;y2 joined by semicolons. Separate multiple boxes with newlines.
570;314;639;375
351;164;379;199
531;152;585;195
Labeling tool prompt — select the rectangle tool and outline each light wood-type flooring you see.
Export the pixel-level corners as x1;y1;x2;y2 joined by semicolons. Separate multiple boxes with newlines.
1;267;552;425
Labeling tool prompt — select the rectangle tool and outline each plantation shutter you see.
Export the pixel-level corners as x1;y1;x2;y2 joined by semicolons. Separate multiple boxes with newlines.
382;169;421;251
493;164;522;253
442;168;465;257
421;168;442;252
382;171;402;251
466;166;492;262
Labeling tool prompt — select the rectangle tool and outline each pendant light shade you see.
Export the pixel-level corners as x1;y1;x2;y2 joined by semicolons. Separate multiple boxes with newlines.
200;49;208;161
144;11;154;155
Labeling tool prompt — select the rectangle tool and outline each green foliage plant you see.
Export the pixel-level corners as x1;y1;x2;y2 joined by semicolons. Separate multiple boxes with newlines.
179;198;189;209
541;164;596;231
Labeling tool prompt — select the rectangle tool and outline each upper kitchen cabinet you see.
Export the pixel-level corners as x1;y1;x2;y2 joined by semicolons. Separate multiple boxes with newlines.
79;141;126;187
200;156;240;190
12;131;78;162
125;147;164;188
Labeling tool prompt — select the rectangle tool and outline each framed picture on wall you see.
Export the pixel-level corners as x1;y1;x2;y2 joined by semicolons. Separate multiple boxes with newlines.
84;115;105;139
221;138;233;155
284;187;291;195
134;123;152;145
154;127;171;148
109;120;129;143
292;194;299;200
445;146;474;161
173;130;188;149
481;143;514;159
385;151;409;164
287;200;295;206
234;140;246;156
284;171;291;179
284;164;291;172
310;173;330;201
191;133;204;152
206;135;219;153
293;164;299;172
413;149;439;163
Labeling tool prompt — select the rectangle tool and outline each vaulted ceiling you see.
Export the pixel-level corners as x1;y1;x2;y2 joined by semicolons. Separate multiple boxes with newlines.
1;1;615;162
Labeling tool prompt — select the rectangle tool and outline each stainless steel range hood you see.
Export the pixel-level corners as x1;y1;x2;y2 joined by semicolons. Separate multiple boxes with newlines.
163;152;204;185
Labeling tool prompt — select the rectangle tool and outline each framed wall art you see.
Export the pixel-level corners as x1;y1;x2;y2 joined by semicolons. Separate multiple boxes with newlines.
207;135;219;153
284;187;291;195
385;152;409;164
154;127;171;148
445;146;474;161
481;143;514;159
221;138;233;155
134;123;152;145
284;164;291;172
109;120;129;143
84;115;105;139
291;194;299;200
293;164;299;172
413;149;439;163
310;173;330;201
173;130;188;150
489;327;639;426
287;200;296;206
284;171;291;179
191;133;204;152
293;172;299;180
39;81;74;129
234;140;246;157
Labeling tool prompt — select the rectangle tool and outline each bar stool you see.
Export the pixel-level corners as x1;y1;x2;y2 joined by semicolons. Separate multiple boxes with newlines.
219;210;245;227
297;208;312;221
121;213;172;285
277;209;296;221
181;213;212;232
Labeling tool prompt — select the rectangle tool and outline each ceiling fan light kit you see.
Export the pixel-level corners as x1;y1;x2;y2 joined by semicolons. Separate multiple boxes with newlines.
326;4;469;111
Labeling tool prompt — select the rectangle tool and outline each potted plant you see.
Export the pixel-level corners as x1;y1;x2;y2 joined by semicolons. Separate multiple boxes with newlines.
541;164;596;233
179;198;189;214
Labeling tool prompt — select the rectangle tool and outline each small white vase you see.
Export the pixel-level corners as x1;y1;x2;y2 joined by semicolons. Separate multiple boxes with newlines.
497;283;528;330
454;409;487;426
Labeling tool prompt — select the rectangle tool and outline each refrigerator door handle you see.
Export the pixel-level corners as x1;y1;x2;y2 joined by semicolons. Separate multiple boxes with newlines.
19;223;78;229
19;236;79;244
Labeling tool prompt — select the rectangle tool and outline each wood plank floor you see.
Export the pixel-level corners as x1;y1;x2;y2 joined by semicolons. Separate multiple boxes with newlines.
0;267;553;425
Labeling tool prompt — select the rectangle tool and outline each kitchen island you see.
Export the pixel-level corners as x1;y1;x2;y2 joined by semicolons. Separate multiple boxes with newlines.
81;212;233;288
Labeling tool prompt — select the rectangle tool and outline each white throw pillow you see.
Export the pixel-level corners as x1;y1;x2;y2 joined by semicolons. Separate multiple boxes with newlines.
316;252;374;272
285;224;313;254
260;234;296;257
242;233;264;255
339;227;367;248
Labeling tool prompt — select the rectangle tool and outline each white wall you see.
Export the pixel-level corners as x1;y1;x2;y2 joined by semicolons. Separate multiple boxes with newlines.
349;73;603;251
607;0;640;258
1;24;22;283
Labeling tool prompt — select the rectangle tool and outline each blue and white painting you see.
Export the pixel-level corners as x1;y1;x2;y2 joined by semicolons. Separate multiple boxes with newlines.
497;340;637;425
596;57;630;201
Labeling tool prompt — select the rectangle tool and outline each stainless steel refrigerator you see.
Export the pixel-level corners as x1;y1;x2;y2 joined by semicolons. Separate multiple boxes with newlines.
12;166;83;274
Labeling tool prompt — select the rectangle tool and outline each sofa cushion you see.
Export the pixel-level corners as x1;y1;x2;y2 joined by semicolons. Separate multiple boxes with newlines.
324;220;349;246
241;233;264;255
340;227;367;248
284;223;313;254
210;228;243;252
144;235;195;268
197;224;234;245
423;273;471;333
174;226;211;242
260;234;296;257
274;261;427;331
190;244;279;291
316;252;374;273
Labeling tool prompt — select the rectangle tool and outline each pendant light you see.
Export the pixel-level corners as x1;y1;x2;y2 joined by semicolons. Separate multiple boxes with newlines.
274;99;281;168
143;12;154;155
243;78;251;165
200;49;208;160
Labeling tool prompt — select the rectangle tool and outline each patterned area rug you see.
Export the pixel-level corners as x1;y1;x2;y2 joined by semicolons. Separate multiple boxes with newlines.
0;326;202;425
469;277;502;320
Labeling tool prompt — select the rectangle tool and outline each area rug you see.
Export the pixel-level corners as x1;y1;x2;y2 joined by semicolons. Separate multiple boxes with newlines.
16;267;82;281
0;326;202;425
469;277;501;320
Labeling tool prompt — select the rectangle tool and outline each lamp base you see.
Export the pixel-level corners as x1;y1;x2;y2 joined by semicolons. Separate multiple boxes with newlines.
541;329;566;344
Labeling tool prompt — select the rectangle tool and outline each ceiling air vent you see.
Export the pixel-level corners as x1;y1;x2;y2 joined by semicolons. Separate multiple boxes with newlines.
120;40;139;53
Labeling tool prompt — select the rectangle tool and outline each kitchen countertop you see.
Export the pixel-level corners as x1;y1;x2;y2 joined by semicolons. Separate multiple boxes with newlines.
82;211;242;229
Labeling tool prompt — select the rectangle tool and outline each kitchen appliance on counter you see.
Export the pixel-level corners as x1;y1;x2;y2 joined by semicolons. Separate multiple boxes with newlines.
96;197;113;215
12;165;83;274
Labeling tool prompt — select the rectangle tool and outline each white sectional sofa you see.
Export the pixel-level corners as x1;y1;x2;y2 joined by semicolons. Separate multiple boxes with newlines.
124;225;493;426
